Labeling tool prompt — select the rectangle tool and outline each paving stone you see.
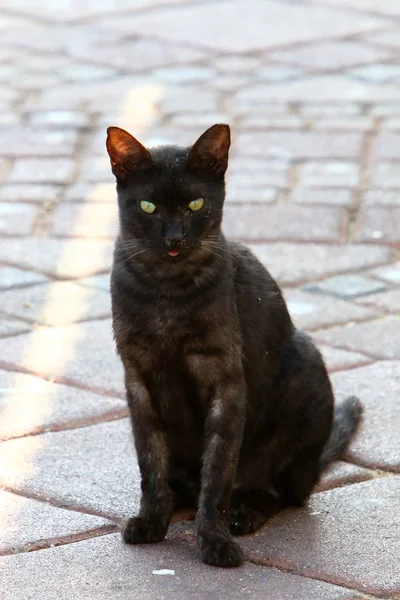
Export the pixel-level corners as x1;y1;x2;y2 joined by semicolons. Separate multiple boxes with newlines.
301;104;361;117
0;266;48;290
0;203;37;236
355;287;400;312
63;182;116;203
238;115;303;130
269;40;391;71
0;129;77;158
316;460;374;492
241;478;400;597
371;162;400;189
299;162;359;187
61;64;117;82
284;288;377;331
332;362;400;471
0;319;124;396
381;118;400;130
226;187;278;204
371;103;400;117
232;76;400;104
355;207;400;244
291;189;354;206
0;370;125;440
315;316;400;359
0;317;31;338
227;168;288;189
315;343;372;372
363;190;400;206
223;205;346;243
160;86;219;114
79;155;114;183
309;117;372;131
52;203;118;238
256;66;304;82
318;0;400;17
0;419;138;518
76;274;110;292
0;184;61;203
106;0;386;52
0;533;362;600
372;131;400;161
0;489;111;555
369;261;400;284
0;239;113;278
366;28;400;49
349;63;400;83
0;281;111;326
234;131;362;160
153;66;216;84
249;243;390;286
303;274;387;299
29;110;90;128
8;158;75;185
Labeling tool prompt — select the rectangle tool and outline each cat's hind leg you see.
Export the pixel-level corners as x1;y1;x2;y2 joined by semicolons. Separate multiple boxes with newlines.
229;488;283;535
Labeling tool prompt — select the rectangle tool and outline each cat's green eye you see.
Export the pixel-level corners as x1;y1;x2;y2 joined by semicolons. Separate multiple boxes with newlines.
140;200;156;214
188;197;205;212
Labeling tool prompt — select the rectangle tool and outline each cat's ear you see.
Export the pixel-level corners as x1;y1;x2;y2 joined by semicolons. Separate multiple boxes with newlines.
188;124;230;177
106;126;151;181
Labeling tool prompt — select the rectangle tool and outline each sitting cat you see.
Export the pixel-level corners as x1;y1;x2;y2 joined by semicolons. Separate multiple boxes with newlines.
106;123;362;568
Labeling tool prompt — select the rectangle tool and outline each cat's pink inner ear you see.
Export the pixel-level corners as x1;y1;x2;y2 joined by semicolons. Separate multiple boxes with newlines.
188;124;231;176
106;127;151;178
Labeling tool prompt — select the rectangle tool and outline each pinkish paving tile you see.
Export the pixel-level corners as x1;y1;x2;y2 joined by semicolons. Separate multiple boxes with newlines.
0;203;37;236
354;207;400;244
315;343;372;372
369;261;400;284
0;129;77;158
0;239;113;278
63;182;116;203
372;131;400;161
315;460;374;492
283;288;377;331
223;205;346;243
332;361;400;471
0;419;139;519
241;477;400;597
291;189;354;206
0;184;61;203
315;316;400;359
0;281;111;326
0;489;111;555
52;203;118;238
269;40;392;71
0;266;48;289
233;131;362;160
0;317;31;338
355;287;400;312
101;0;386;51
0;319;124;397
0;533;362;600
0;370;125;440
249;243;390;286
8;158;75;185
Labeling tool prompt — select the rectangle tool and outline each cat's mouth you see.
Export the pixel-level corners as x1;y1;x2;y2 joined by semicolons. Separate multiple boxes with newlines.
168;250;180;257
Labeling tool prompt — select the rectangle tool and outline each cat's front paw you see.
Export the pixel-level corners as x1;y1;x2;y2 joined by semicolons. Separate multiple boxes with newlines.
230;505;267;536
200;537;244;568
121;517;167;544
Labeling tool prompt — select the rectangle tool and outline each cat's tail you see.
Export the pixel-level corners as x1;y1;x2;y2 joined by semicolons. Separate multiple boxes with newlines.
320;396;363;469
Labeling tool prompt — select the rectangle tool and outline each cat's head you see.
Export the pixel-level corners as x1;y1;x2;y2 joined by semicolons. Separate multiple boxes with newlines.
106;124;230;262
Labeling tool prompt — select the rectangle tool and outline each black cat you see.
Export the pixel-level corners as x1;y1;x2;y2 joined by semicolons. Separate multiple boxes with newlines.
106;124;362;568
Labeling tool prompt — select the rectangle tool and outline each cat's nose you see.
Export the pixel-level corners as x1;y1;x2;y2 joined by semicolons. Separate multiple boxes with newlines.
164;223;184;247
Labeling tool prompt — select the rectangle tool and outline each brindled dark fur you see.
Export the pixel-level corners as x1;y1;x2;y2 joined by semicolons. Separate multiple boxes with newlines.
106;124;363;568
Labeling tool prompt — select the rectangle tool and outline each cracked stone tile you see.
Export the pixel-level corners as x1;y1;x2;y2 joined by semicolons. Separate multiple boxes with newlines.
303;274;387;299
0;370;125;440
241;478;400;597
0;419;139;519
0;239;113;278
332;361;400;471
283;288;377;331
0;489;112;555
0;267;48;290
0;533;362;600
0;319;124;396
0;281;111;326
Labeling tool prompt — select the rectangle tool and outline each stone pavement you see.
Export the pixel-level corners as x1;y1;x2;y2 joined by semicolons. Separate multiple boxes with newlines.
0;0;399;597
